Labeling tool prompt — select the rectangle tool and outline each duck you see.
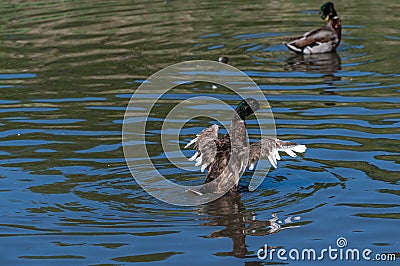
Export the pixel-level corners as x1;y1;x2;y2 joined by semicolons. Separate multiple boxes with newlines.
184;98;306;193
218;56;229;64
212;56;230;89
284;2;341;54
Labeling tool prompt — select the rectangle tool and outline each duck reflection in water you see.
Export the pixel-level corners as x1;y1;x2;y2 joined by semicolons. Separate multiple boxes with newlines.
284;51;342;83
198;190;301;258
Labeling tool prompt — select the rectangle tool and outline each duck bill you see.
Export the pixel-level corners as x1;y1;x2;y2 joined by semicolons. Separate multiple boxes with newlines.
324;15;330;21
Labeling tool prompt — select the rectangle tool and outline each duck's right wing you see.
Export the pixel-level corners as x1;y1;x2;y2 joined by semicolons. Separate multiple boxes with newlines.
184;124;220;172
248;138;306;170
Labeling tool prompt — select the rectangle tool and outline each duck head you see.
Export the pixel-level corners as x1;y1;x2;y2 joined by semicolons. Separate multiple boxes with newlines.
320;2;338;21
218;56;229;64
235;98;260;120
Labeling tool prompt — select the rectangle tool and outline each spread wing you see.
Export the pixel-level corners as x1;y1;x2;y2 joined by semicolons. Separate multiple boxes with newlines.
184;124;219;172
248;138;306;170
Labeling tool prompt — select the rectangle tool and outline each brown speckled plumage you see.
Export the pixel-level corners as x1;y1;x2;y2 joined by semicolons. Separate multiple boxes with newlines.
185;99;307;193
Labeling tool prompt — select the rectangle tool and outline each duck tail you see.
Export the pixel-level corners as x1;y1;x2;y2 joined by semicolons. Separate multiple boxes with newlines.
284;42;303;54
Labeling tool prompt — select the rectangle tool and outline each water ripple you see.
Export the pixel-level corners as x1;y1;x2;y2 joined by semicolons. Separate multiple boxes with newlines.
0;0;398;265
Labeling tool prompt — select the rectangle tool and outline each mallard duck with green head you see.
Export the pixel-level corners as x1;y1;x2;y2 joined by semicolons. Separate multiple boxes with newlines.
284;2;341;54
184;98;306;193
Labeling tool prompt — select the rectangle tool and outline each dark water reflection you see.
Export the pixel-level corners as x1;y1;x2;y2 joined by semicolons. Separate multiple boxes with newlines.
285;52;342;83
199;191;304;258
0;0;399;265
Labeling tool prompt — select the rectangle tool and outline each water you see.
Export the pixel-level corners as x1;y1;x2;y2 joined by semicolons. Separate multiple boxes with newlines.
0;0;399;265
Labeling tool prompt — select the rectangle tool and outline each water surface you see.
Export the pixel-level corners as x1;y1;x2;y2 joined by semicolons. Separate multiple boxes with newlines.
0;0;399;265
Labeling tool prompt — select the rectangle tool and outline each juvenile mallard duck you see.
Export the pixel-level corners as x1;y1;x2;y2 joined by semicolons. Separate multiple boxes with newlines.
185;98;306;193
284;2;341;54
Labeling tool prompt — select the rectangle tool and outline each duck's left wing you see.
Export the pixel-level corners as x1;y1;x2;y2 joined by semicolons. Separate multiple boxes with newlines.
248;139;306;170
184;124;219;172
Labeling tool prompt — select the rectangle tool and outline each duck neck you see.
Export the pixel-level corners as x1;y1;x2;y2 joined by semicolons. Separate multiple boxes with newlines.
230;113;247;147
232;111;245;122
328;17;341;38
